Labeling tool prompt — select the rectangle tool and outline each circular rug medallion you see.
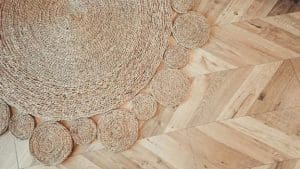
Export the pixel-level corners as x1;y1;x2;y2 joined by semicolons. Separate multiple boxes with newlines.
98;109;138;152
29;121;73;165
130;94;157;121
150;69;190;106
172;12;209;49
70;118;97;145
9;113;35;140
0;0;171;120
164;45;189;69
171;0;194;13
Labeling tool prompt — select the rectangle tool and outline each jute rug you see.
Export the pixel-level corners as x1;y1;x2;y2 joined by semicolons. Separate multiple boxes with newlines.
0;0;171;120
0;0;210;166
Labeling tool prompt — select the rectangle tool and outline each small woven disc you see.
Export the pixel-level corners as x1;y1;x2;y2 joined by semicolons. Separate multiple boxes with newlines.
0;99;10;135
173;12;209;49
164;45;189;69
70;118;97;145
9;113;35;140
150;69;190;106
171;0;194;13
29;121;73;166
130;94;158;121
98;110;138;152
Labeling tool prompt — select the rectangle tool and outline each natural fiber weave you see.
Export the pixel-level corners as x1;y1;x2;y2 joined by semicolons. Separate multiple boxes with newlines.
0;99;10;135
98;110;138;152
9;113;35;140
150;69;190;106
164;45;190;69
29;121;73;166
0;0;171;120
173;12;210;49
70;118;97;145
130;94;158;121
171;0;194;13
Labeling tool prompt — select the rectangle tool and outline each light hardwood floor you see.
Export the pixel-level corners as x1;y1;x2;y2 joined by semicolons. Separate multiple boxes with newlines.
0;0;300;169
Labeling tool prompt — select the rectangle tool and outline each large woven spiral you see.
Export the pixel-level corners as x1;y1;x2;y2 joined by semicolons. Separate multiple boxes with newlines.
0;99;10;135
9;113;35;140
0;0;171;120
98;110;138;152
29;121;73;166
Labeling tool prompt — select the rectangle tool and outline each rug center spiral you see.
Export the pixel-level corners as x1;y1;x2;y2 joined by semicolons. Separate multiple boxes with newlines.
0;0;171;119
19;0;141;86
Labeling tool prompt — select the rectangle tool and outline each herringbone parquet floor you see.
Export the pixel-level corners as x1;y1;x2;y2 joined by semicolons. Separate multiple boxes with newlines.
0;0;300;169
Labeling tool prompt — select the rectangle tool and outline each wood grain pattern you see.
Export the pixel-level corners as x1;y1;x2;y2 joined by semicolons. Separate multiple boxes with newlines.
0;0;299;169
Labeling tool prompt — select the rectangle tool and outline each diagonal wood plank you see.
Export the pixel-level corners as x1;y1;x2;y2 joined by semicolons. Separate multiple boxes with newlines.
221;117;300;159
170;57;300;132
246;59;300;116
251;158;300;169
195;0;299;25
169;60;288;131
268;0;300;17
184;12;300;77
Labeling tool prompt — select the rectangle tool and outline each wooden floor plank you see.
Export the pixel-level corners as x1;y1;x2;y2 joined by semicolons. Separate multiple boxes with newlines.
268;0;300;17
185;12;300;77
251;158;300;169
194;0;300;26
223;117;300;159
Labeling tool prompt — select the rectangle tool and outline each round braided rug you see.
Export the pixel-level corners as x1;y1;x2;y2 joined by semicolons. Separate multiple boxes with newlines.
29;121;73;166
0;99;10;135
98;109;138;152
130;94;158;121
150;69;190;106
0;0;171;120
9;113;35;140
172;12;210;49
164;45;190;69
70;118;97;145
171;0;194;13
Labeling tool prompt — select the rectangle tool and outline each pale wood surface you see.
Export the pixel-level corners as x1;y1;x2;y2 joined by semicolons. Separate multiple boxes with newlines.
0;0;300;169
